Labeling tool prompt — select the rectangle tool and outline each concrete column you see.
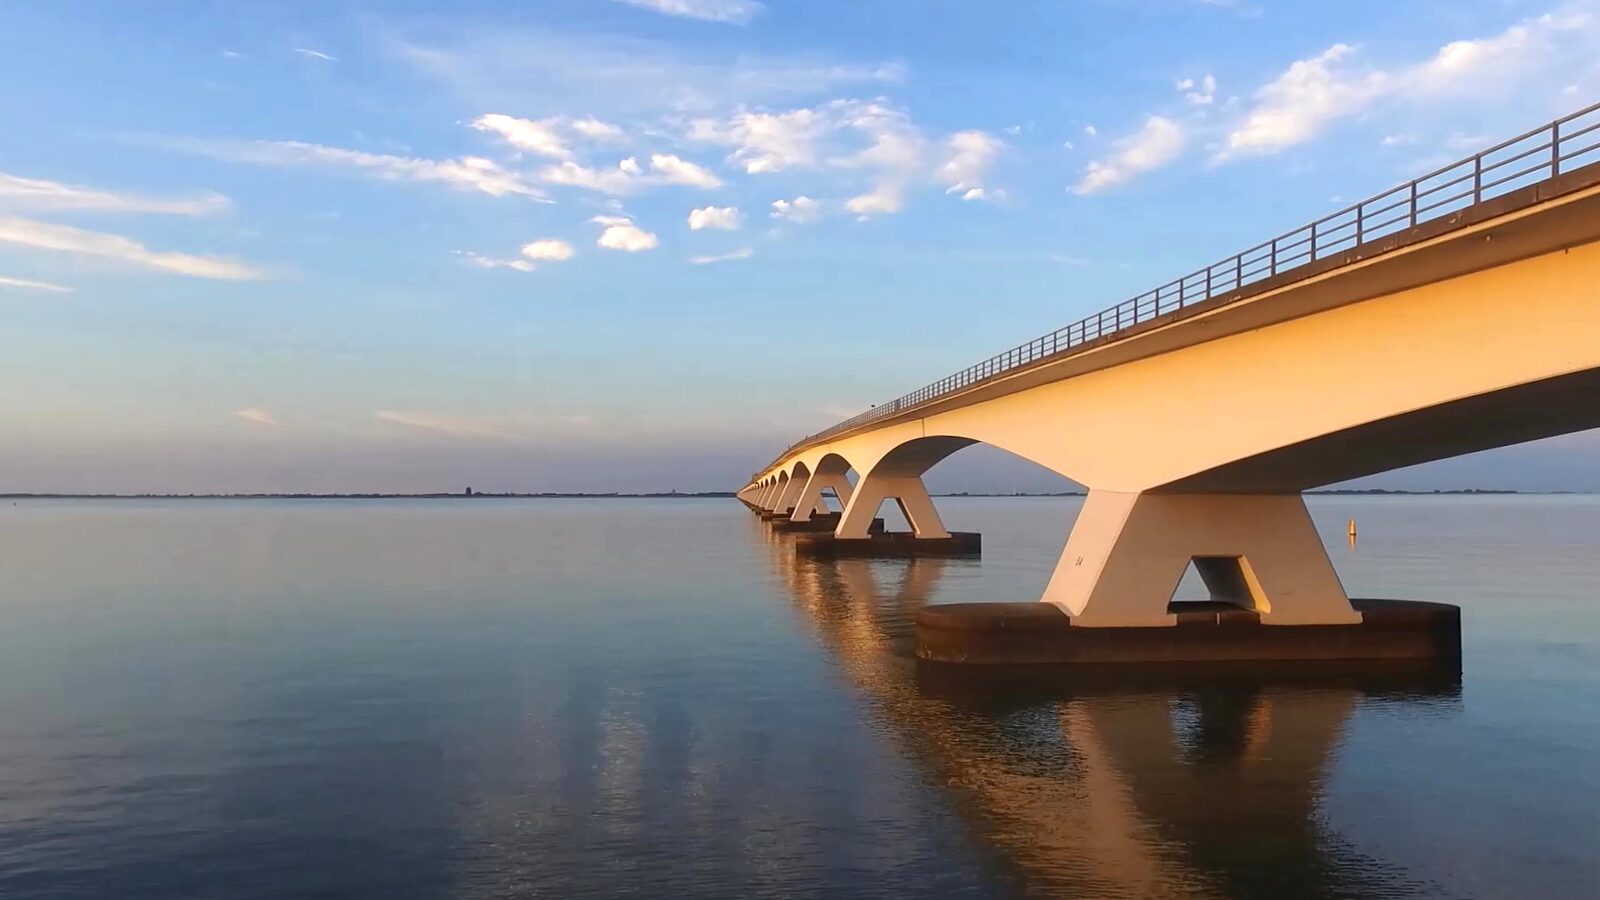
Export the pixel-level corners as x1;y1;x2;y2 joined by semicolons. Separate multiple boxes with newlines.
791;471;854;521
1041;490;1359;627
756;481;777;509
837;473;950;539
772;474;807;516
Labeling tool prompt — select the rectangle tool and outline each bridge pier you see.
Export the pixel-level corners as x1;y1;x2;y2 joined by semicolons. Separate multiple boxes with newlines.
793;471;981;557
758;479;784;512
837;472;949;539
790;466;853;522
1042;491;1361;627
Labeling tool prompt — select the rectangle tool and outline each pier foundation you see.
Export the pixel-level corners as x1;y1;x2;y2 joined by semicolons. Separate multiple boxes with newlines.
915;598;1460;666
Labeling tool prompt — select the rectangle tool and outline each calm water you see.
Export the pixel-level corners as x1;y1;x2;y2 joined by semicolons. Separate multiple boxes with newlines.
0;496;1597;899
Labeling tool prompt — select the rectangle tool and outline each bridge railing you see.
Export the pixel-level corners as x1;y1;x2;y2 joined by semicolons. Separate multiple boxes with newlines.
775;100;1600;461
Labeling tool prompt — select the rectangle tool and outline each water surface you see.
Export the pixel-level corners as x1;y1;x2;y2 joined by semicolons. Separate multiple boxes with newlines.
0;496;1596;898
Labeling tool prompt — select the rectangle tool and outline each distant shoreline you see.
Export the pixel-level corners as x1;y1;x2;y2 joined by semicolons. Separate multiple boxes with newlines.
0;488;1582;500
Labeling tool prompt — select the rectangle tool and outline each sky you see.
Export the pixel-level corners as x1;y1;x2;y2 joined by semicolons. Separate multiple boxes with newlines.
1;0;1598;494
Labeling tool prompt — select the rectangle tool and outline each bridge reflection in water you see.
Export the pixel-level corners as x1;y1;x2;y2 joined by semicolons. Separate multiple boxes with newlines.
755;520;1460;899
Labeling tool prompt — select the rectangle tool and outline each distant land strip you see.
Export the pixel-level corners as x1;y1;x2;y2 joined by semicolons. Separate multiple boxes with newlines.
0;489;1575;500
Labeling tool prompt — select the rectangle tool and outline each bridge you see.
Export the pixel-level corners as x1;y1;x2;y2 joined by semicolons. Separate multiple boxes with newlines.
739;102;1600;643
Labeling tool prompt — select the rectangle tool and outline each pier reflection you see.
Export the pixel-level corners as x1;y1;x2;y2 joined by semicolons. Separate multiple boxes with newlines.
762;536;1461;899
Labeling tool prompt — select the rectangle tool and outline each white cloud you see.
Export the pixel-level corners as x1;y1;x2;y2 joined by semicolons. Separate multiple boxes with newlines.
471;113;570;158
166;137;548;200
1049;253;1091;266
649;153;722;188
591;215;659;251
222;50;244;59
1179;73;1218;105
540;159;638;194
0;215;267;280
457;250;536;272
0;172;230;216
521;238;575;261
1222;45;1383;157
1084;124;1098;137
1074;116;1186;194
293;47;337;62
1408;13;1580;94
0;274;73;293
939;130;1003;196
1223;12;1591;158
687;205;741;230
611;0;764;25
844;185;903;218
689;247;753;264
770;195;820;223
690;108;826;173
570;116;626;142
234;407;279;426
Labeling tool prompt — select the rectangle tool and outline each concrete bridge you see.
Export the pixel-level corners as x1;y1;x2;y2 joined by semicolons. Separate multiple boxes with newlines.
740;102;1600;635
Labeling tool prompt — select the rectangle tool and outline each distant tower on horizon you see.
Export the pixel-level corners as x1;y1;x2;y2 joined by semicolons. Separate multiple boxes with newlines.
465;486;473;496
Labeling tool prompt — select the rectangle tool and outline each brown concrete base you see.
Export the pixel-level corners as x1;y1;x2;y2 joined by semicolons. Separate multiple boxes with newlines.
757;508;796;520
792;531;982;558
769;514;885;533
916;599;1460;665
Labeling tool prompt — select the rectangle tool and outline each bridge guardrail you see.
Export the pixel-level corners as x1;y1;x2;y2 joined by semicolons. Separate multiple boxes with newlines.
772;100;1600;465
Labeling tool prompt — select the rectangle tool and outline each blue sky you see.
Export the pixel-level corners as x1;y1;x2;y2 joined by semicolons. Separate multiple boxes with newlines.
1;0;1597;493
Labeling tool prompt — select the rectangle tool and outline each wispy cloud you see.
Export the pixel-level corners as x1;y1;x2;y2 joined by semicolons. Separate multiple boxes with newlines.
456;250;535;272
389;27;901;117
161;137;548;200
0;274;74;293
939;130;1003;199
470;113;571;159
0;216;267;280
690;99;1000;217
689;247;753;264
457;238;576;272
234;407;279;426
374;410;593;440
293;47;337;62
570;117;626;142
540;153;720;195
1074;116;1185;194
376;410;508;438
610;0;764;25
1178;74;1218;105
0;172;230;216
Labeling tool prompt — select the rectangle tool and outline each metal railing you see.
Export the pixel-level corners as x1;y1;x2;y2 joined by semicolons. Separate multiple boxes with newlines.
775;100;1600;460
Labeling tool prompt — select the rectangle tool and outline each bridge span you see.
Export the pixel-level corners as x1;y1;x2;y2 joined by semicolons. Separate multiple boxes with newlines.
740;102;1600;637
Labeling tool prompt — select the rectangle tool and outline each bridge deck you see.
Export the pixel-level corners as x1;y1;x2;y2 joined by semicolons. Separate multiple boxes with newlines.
763;103;1600;474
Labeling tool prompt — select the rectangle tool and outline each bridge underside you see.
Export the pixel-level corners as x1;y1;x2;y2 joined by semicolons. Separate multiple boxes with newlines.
1165;367;1600;493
